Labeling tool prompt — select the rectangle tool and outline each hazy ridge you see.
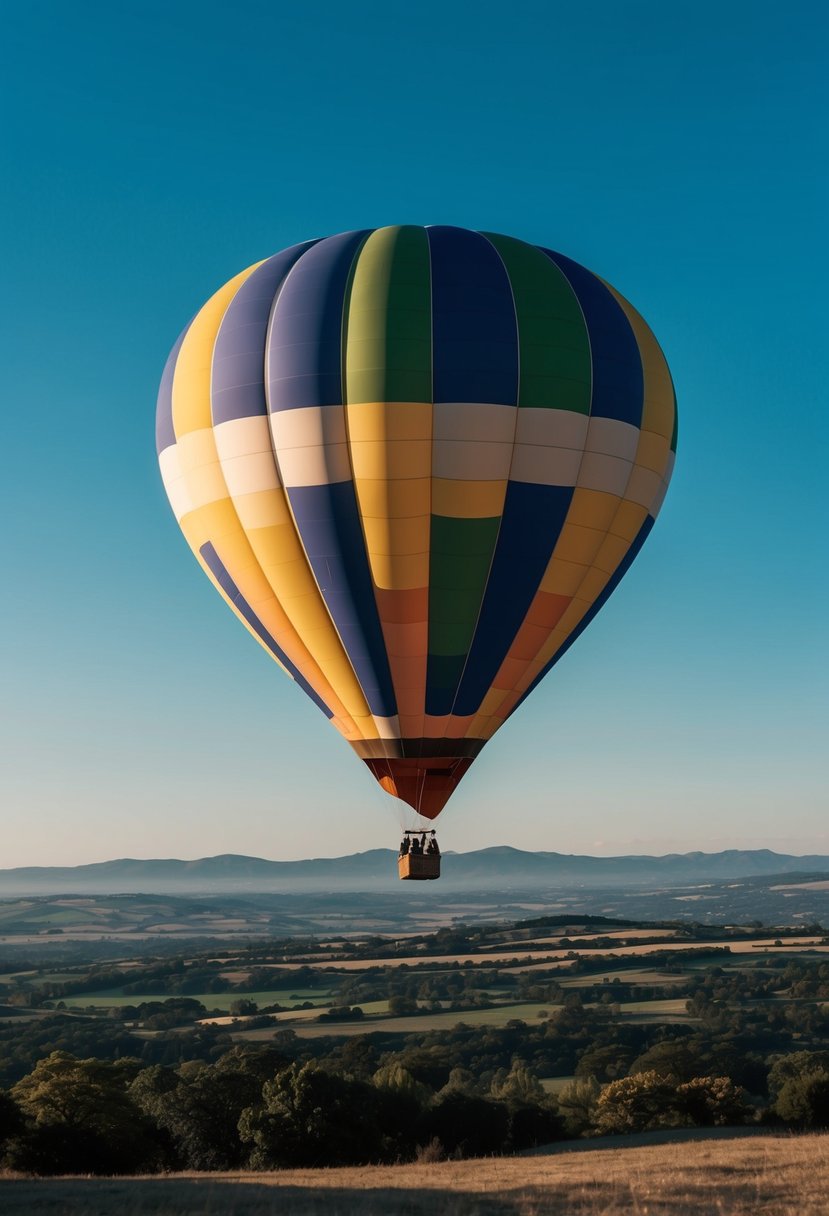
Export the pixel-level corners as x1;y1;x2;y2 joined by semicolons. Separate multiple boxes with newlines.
3;846;829;894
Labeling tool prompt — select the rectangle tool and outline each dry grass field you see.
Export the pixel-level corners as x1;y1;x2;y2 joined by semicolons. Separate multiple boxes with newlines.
2;1130;827;1215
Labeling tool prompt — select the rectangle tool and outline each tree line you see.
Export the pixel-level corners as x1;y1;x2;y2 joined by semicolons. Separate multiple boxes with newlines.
2;1041;829;1175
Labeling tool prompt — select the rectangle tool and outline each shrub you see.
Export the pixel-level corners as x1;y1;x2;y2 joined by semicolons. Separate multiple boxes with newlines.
594;1070;681;1134
594;1071;750;1135
775;1070;829;1129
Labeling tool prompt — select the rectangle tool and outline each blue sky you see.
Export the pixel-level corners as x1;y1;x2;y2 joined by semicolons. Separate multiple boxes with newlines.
2;0;826;866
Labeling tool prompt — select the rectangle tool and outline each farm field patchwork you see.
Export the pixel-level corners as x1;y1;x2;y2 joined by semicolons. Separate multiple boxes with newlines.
3;871;829;947
3;913;828;1101
2;908;829;1193
209;937;825;972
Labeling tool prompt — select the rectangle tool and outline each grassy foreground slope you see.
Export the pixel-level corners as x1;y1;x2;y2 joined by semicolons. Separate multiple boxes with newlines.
2;1131;827;1215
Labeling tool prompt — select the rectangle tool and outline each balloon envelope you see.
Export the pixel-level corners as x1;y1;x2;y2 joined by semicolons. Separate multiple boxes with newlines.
157;226;676;819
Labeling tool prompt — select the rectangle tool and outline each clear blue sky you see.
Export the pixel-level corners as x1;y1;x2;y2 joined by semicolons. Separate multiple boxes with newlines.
2;0;826;866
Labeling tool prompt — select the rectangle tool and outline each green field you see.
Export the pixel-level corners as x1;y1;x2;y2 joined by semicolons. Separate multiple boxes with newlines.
57;988;695;1031
557;968;688;987
60;988;334;1012
540;1075;576;1093
617;997;691;1021
232;1001;561;1040
0;904;103;927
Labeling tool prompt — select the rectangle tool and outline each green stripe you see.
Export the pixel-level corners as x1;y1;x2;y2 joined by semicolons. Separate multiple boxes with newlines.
483;232;591;412
343;225;432;403
427;516;500;657
426;654;467;696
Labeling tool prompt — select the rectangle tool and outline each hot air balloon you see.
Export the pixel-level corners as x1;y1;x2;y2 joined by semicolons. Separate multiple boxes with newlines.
156;226;676;880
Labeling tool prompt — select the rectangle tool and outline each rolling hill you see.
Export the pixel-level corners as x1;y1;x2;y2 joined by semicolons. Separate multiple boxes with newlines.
2;846;829;894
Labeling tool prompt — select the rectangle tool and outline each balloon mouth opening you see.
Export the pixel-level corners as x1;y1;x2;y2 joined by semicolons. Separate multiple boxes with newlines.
364;756;474;820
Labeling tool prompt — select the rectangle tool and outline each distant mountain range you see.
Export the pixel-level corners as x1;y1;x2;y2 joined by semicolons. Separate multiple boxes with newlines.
2;847;829;895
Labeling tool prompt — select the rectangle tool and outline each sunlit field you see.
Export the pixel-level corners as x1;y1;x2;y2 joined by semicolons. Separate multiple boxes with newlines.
2;1131;827;1215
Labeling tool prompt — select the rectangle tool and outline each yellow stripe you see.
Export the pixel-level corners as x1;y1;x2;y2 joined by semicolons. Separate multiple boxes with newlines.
561;488;620;532
432;478;507;518
604;282;676;443
167;269;379;739
178;500;369;736
171;264;262;439
347;403;432;594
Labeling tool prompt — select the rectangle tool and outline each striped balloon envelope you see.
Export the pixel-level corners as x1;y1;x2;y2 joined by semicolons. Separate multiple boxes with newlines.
156;226;676;820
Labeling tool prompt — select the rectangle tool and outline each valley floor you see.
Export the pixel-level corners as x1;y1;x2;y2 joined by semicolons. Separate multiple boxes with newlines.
1;1129;827;1215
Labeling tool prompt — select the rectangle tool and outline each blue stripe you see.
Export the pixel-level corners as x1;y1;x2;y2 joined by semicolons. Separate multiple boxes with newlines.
262;227;398;718
452;483;574;717
427;226;518;405
199;541;333;719
266;229;370;411
510;514;655;715
539;250;643;427
211;242;318;425
286;483;397;718
155;322;191;454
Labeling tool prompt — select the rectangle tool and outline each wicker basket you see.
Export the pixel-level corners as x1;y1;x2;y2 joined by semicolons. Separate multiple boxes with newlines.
398;853;441;881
